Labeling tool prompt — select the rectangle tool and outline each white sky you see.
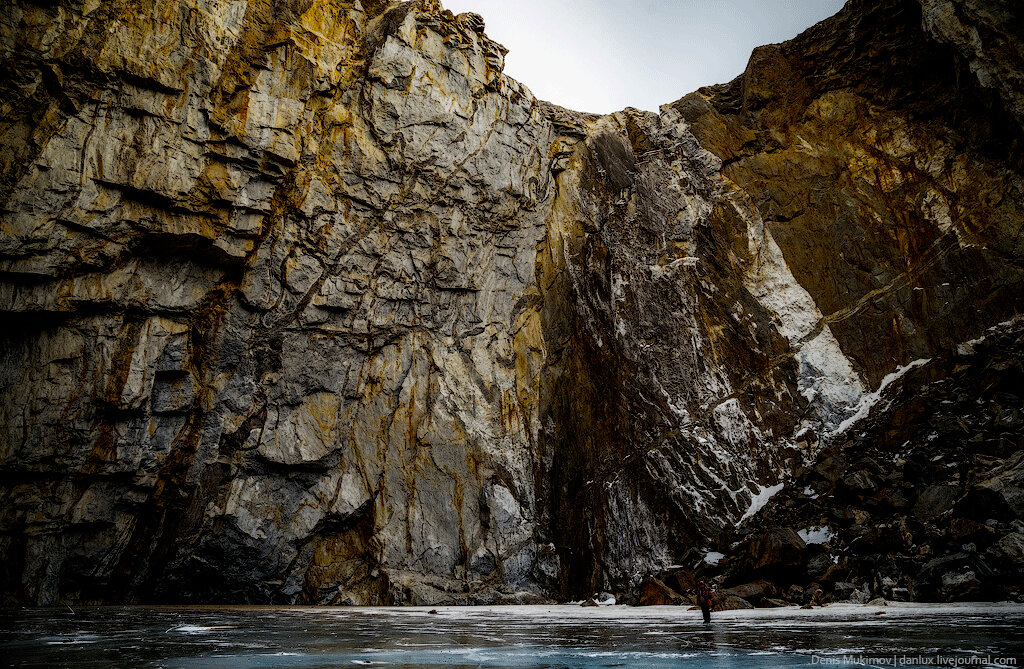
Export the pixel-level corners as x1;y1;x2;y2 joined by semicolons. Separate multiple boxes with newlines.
440;0;847;114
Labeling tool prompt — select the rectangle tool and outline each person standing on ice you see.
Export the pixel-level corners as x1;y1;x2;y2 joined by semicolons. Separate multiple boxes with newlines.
696;580;714;625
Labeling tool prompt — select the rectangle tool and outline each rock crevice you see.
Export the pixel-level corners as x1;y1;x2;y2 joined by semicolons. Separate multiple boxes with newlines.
1;0;1021;604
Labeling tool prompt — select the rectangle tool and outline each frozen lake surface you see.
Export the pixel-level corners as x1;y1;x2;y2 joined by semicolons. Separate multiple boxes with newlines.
2;603;1023;667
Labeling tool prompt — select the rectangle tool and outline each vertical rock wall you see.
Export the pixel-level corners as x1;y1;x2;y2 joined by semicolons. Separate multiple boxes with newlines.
2;0;557;605
673;0;1024;393
1;0;1021;604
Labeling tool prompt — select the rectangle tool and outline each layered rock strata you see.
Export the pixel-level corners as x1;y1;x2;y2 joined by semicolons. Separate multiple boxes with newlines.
0;0;1021;605
642;318;1024;607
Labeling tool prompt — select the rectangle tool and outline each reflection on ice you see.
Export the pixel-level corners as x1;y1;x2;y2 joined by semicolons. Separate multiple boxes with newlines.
168;625;237;634
2;603;1022;668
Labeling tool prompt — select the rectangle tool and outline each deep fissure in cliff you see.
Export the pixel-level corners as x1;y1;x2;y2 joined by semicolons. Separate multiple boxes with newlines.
1;0;1022;605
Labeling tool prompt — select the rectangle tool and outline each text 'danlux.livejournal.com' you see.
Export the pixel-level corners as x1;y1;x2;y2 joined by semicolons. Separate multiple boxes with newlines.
811;655;1018;666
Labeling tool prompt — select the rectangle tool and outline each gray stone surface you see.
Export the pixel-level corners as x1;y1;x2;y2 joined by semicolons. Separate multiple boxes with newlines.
1;0;1021;605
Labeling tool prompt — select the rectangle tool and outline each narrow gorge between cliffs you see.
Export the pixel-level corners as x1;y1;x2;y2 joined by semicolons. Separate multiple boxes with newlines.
1;0;1023;613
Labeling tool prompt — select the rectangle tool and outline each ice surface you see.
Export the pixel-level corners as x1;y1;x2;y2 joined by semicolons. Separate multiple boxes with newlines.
3;603;1022;668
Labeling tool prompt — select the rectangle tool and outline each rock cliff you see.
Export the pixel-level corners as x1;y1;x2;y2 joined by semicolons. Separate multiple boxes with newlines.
1;0;1021;605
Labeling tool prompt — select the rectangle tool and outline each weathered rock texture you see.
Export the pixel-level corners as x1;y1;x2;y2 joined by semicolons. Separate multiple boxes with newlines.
735;318;1024;604
0;0;1021;605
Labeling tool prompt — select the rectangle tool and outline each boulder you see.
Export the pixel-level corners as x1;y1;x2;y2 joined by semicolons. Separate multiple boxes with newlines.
890;587;911;602
669;569;697;595
720;580;778;604
845;469;879;493
637;578;685;606
726;528;807;584
916;553;996;601
876;488;911;511
833;581;858;598
913;486;960;523
948;518;994;546
819;562;851;587
805;551;834;581
879;576;898;599
940;571;984;601
714;594;755;611
986;532;1024;568
747;528;807;570
964;452;1024;520
801;588;826;608
852;521;913;553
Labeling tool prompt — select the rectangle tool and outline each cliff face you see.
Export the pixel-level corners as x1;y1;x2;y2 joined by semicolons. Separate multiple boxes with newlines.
1;0;1021;605
674;0;1024;392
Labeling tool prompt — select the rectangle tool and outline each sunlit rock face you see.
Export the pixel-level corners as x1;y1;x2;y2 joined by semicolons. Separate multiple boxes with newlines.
672;0;1024;396
0;0;1021;605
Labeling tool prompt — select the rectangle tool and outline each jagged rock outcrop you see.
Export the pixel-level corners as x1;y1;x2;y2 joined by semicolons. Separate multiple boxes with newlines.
672;0;1024;394
0;0;1021;605
724;317;1024;603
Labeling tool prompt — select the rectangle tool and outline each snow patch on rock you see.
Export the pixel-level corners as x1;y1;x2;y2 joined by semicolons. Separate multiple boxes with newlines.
739;482;785;523
738;202;866;428
831;358;932;436
798;526;835;545
704;551;725;565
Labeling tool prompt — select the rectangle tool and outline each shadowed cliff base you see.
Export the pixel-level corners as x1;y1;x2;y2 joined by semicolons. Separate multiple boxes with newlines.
0;0;1022;606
